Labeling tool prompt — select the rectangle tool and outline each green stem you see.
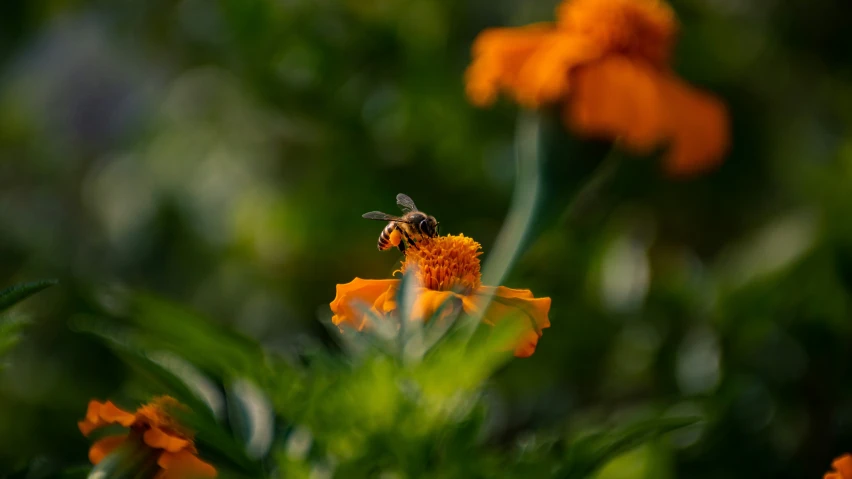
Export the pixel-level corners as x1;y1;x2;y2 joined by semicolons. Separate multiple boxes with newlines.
452;111;543;341
557;144;622;227
481;110;543;288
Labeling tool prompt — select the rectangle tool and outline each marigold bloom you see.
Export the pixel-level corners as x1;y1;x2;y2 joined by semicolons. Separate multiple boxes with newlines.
826;454;852;479
465;0;729;176
79;396;217;479
330;234;551;357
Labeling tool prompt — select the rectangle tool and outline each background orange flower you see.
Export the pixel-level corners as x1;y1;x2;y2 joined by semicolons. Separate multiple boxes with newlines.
465;0;729;176
79;397;216;479
826;454;852;479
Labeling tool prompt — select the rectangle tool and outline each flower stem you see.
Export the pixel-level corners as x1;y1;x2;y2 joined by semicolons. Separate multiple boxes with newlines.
457;111;543;341
557;143;622;226
481;110;543;288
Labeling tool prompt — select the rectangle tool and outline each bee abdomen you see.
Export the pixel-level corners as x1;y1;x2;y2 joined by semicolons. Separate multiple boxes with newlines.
378;222;395;250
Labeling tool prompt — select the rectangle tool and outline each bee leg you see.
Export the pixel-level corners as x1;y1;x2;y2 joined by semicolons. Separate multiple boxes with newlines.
393;225;409;253
400;229;419;250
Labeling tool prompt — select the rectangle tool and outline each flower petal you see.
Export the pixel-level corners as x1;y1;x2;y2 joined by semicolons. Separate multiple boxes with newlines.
410;289;460;323
569;56;668;153
513;329;542;358
514;34;603;107
330;278;400;330
144;427;192;453
84;400;102;423
569;55;728;177
556;0;677;68
78;420;98;437
79;400;136;436
829;454;852;478
89;434;128;465
660;75;729;176
100;401;137;426
372;285;398;315
465;23;557;106
156;450;217;479
471;286;551;357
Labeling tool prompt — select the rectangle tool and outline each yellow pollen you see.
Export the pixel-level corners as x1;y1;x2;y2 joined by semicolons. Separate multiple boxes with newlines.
400;234;483;294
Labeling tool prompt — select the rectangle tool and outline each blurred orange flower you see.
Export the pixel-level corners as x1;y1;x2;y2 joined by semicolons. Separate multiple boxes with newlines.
826;454;852;479
465;0;729;177
330;234;551;357
79;396;216;479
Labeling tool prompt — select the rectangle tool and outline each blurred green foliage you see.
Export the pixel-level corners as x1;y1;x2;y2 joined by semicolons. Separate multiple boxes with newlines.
64;287;697;478
0;280;55;364
1;0;852;477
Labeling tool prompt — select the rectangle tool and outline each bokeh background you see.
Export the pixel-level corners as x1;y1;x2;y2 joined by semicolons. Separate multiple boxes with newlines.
2;0;852;477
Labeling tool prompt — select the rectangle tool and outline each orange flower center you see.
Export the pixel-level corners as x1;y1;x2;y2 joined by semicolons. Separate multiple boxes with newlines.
400;234;483;294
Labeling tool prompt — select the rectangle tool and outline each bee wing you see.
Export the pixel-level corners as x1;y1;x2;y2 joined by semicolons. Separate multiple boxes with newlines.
362;211;403;221
396;193;419;213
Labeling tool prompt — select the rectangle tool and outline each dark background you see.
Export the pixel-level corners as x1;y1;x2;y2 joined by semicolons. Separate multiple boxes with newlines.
2;0;852;477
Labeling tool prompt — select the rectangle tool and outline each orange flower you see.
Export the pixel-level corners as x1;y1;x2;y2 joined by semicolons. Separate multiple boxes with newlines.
826;454;852;479
330;234;551;357
79;396;217;479
465;0;729;177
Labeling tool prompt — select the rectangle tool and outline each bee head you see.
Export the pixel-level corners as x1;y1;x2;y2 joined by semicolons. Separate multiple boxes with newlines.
419;216;439;237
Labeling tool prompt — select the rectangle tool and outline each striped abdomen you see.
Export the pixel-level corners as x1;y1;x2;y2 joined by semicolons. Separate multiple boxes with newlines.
377;222;400;250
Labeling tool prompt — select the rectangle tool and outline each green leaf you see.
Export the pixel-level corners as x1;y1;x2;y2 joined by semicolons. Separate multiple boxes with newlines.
0;280;55;363
54;466;92;479
0;315;27;359
126;294;269;380
225;379;275;460
0;279;57;313
561;416;700;479
5;461;91;479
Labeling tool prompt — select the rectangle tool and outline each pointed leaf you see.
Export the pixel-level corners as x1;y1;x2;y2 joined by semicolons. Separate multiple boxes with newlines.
0;280;58;313
562;416;700;478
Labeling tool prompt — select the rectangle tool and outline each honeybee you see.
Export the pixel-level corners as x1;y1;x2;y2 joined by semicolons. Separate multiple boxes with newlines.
362;193;439;252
